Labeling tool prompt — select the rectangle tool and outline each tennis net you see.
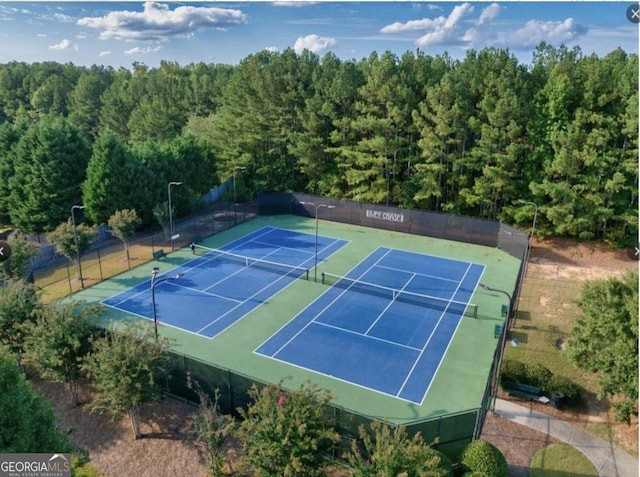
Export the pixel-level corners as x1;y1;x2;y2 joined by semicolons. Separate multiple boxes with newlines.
321;272;478;318
193;244;309;280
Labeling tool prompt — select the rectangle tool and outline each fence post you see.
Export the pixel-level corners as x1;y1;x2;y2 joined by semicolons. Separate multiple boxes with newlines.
97;247;104;279
66;261;72;296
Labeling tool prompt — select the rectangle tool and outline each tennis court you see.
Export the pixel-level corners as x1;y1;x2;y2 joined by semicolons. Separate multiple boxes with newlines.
102;226;348;338
256;247;485;404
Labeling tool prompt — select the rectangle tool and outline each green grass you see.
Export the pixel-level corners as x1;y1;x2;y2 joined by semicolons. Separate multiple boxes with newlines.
504;265;638;458
529;443;598;476
504;270;599;402
34;242;155;302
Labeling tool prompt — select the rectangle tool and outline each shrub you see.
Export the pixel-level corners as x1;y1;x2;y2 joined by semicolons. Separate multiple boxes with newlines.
347;422;451;477
460;439;508;477
500;359;528;386
527;363;553;392
547;375;582;406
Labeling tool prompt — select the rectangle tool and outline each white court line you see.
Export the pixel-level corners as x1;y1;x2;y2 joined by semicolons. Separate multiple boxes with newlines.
375;264;459;283
251;239;315;256
267;248;394;358
202;246;284;293
263;352;420;405
195;240;340;336
416;264;486;405
315;320;421;351
396;262;474;398
364;272;416;336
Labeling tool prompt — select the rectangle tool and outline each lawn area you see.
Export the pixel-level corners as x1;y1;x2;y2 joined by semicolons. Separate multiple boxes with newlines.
529;442;598;476
503;240;638;457
34;241;155;302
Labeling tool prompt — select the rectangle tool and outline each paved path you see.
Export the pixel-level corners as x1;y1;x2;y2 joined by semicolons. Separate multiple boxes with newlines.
494;398;638;477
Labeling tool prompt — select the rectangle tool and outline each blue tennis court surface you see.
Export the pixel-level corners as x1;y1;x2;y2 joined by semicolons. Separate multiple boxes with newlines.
102;226;348;338
255;247;485;404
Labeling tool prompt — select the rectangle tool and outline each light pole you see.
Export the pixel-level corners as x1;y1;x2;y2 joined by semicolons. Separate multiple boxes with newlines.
168;181;182;250
300;201;335;281
71;205;85;289
517;200;538;278
233;166;246;225
151;267;182;341
479;283;513;411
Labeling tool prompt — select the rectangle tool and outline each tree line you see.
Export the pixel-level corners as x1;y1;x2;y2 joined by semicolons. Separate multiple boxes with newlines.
0;43;637;244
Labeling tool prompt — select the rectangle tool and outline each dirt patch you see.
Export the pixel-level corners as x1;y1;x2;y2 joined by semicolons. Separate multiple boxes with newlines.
31;370;210;477
529;236;637;272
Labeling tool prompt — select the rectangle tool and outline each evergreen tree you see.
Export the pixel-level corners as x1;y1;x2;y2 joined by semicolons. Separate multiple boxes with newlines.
8;117;89;233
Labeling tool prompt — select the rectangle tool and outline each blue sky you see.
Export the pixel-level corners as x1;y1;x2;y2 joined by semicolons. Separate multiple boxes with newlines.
0;1;637;68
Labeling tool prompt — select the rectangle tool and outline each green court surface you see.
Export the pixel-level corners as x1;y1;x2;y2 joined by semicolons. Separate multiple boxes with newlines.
74;215;520;426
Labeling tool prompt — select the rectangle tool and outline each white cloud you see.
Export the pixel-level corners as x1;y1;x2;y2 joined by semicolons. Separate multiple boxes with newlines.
415;2;474;47
49;39;78;51
381;3;474;47
264;46;279;53
273;1;318;7
381;17;445;34
477;3;501;26
77;2;246;42
53;13;74;23
99;50;112;57
510;18;587;48
293;34;336;54
124;45;163;55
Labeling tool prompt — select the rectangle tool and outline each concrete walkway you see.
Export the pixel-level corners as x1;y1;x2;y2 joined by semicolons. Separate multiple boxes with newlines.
494;398;638;477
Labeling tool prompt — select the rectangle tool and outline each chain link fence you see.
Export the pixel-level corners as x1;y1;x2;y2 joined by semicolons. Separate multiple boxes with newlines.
32;202;256;301
166;351;481;460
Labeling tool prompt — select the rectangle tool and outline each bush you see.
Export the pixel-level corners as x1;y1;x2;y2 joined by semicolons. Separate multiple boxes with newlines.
434;450;454;477
547;375;582;406
347;422;451;477
460;439;508;477
500;359;528;386
527;363;553;392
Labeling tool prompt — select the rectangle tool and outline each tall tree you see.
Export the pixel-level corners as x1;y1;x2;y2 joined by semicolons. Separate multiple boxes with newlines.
108;209;141;263
68;67;114;141
293;55;364;196
82;324;170;440
0;118;28;223
568;271;638;423
82;130;150;225
8;116;89;233
0;234;38;281
24;301;102;407
0;279;41;360
327;51;411;204
0;345;73;453
462;49;530;219
48;218;95;280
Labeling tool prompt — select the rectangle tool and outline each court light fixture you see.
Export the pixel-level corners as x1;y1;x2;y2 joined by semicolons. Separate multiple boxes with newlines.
300;201;335;282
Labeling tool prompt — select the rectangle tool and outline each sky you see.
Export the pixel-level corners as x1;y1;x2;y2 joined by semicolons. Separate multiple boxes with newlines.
0;1;637;68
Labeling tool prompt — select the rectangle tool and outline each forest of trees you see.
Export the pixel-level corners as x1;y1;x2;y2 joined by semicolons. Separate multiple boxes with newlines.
0;43;637;244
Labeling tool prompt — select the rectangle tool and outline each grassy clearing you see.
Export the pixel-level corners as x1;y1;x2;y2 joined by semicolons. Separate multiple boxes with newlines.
34;242;155;302
504;263;638;456
505;267;598;392
529;442;598;476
